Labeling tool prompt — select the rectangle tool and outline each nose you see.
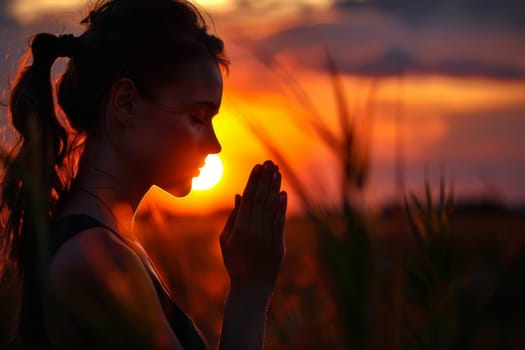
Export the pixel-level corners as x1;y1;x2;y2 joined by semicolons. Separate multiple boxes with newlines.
206;126;222;154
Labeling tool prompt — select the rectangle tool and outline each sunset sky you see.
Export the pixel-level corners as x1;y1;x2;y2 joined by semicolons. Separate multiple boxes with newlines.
1;0;524;215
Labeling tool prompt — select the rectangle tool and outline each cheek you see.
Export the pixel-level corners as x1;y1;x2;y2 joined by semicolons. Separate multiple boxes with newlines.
163;129;197;163
150;122;202;176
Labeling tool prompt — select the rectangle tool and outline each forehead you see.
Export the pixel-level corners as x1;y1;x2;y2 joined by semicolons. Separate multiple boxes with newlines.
152;58;223;109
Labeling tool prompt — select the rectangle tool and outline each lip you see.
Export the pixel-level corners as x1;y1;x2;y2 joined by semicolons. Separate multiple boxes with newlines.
192;159;206;177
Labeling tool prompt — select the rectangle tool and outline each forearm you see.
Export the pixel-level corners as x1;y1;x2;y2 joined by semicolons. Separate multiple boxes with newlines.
218;285;272;350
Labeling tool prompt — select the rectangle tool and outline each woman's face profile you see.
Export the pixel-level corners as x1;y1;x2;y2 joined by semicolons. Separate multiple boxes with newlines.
126;57;223;196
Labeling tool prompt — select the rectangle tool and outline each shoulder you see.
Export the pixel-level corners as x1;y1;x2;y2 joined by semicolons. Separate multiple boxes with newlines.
48;226;138;282
46;226;151;322
45;227;181;349
47;226;155;311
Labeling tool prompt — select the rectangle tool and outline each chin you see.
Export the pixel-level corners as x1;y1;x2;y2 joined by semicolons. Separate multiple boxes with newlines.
159;180;193;198
171;187;192;198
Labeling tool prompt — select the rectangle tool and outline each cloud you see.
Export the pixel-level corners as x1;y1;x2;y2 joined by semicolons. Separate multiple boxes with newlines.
242;9;525;81
343;47;525;79
0;0;20;94
426;108;525;163
334;0;525;31
0;0;18;28
219;0;331;19
431;60;525;80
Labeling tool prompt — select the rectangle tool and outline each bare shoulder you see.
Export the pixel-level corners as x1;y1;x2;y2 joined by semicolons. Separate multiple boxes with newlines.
47;227;139;285
45;227;182;349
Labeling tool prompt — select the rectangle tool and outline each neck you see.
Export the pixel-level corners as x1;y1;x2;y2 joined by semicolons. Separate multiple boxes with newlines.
70;181;137;239
63;138;150;238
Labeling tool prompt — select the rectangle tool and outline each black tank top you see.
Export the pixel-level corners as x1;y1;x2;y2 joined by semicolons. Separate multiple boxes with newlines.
20;214;207;349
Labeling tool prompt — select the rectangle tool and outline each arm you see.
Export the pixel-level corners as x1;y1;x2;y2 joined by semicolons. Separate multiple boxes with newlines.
219;285;271;350
45;227;184;350
218;161;288;350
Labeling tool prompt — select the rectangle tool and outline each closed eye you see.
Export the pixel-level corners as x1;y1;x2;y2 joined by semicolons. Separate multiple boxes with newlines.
189;102;218;119
190;116;205;125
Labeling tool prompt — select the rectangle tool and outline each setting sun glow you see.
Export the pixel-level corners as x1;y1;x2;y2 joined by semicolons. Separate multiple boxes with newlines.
192;155;224;191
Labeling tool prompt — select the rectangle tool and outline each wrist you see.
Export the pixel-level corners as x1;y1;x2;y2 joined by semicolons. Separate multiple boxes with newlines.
221;284;270;350
228;283;274;304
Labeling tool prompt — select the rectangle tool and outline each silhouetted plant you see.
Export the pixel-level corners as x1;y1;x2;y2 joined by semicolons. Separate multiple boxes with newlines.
237;51;376;350
403;176;457;350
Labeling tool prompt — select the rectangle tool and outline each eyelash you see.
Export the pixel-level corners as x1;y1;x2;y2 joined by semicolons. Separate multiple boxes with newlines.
191;116;205;125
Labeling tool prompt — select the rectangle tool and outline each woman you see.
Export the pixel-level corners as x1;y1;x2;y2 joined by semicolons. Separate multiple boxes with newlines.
1;0;287;349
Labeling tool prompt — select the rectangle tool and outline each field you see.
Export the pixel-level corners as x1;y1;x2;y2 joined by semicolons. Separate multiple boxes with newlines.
135;204;525;349
1;201;524;349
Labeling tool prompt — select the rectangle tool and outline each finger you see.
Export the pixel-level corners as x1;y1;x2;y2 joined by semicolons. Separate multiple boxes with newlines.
236;164;262;230
220;194;241;246
263;171;281;244
235;193;242;208
272;191;288;247
251;161;277;238
242;164;263;199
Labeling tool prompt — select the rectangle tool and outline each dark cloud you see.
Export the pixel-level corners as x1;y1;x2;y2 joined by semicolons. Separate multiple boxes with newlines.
230;0;319;16
345;47;525;79
252;22;370;55
367;108;525;204
0;1;21;108
252;23;525;80
426;108;525;163
0;0;17;28
244;7;525;81
350;48;416;76
334;0;525;30
432;60;525;80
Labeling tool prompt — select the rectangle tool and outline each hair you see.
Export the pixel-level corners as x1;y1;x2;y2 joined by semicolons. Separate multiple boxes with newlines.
1;0;229;276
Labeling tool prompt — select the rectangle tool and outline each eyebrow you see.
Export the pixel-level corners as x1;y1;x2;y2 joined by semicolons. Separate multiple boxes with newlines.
190;101;220;115
152;100;219;116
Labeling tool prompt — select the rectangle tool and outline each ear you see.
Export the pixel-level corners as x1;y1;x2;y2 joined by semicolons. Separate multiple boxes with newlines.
108;78;138;126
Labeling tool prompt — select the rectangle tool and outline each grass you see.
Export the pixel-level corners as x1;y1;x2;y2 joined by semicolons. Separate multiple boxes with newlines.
233;51;374;349
128;206;525;350
1;50;524;349
224;51;525;349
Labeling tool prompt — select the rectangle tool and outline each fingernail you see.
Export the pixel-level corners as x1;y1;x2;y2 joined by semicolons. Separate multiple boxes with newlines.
254;164;262;173
279;192;287;204
235;194;241;207
264;161;272;169
272;171;280;182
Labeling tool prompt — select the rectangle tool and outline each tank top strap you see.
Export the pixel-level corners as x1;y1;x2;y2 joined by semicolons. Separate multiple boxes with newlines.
49;214;122;256
47;214;208;350
50;215;178;303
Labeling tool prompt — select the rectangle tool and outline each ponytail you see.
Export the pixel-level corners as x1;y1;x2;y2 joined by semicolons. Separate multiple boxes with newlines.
1;33;78;274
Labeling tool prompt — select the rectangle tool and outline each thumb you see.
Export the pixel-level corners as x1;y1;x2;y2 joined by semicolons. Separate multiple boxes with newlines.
220;194;241;245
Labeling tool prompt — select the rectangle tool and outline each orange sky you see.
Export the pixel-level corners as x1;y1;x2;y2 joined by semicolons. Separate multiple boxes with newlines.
1;0;524;215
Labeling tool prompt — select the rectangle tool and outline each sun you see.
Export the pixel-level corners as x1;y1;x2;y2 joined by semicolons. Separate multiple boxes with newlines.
192;154;224;191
